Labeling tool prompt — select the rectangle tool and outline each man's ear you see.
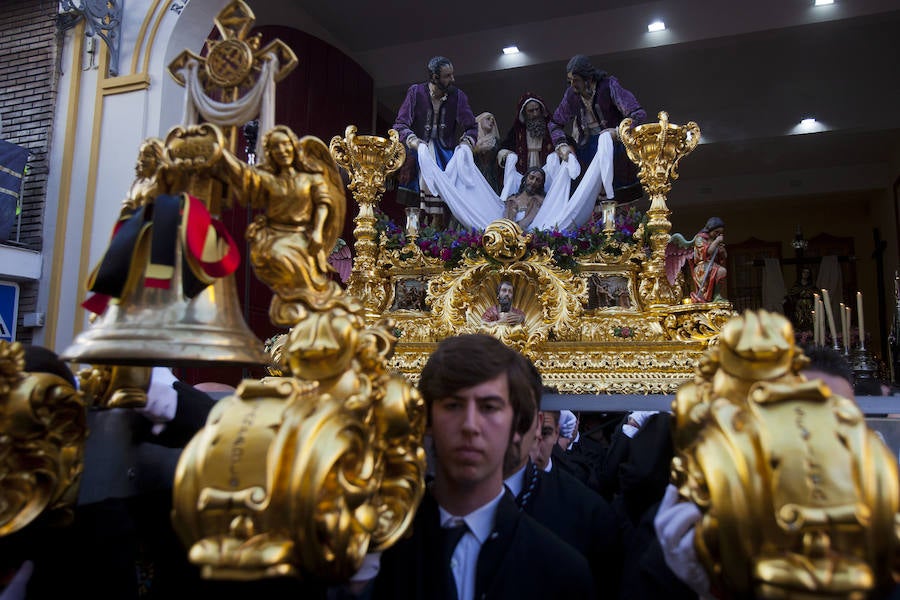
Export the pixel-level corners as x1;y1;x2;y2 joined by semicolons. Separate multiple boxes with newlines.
511;430;523;446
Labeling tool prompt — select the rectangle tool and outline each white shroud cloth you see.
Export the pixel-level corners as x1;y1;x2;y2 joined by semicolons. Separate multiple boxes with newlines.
417;131;615;231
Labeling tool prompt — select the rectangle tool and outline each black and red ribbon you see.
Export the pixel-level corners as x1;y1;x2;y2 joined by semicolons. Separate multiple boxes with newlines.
82;193;240;315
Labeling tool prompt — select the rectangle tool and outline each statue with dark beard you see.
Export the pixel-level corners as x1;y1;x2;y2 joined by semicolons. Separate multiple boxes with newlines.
498;92;556;175
503;167;546;230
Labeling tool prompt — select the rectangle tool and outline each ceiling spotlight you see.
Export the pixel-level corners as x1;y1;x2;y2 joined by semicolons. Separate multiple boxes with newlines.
814;0;834;5
647;21;666;32
502;46;519;55
800;117;817;126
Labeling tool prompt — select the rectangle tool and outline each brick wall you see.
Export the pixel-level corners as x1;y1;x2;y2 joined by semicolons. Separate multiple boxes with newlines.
0;0;61;344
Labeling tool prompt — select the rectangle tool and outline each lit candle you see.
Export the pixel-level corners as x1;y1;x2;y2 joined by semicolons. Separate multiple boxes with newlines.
839;302;847;351
821;289;839;350
816;296;825;347
812;309;819;346
857;291;865;350
813;293;821;347
845;305;852;351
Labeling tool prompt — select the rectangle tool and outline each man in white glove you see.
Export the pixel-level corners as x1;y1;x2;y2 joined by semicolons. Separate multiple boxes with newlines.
558;409;577;449
623;410;658;439
137;366;179;435
654;484;714;599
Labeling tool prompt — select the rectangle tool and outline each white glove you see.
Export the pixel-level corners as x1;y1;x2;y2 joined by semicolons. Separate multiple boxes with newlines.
654;484;712;598
137;366;178;432
0;560;34;600
623;410;658;438
558;410;577;439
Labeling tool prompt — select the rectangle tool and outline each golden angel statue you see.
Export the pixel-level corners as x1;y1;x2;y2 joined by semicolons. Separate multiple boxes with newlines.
218;125;349;325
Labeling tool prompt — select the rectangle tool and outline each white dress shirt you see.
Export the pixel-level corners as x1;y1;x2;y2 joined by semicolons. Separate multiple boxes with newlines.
438;489;505;600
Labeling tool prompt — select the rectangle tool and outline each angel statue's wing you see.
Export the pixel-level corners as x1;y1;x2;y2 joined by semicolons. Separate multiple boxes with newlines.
298;136;346;266
666;232;696;286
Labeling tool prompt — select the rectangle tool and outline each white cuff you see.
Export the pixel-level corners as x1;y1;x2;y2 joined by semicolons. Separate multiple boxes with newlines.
138;366;178;425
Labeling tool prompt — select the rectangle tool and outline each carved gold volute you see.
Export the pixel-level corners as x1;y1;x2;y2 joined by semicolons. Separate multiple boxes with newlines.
0;341;87;536
671;310;900;598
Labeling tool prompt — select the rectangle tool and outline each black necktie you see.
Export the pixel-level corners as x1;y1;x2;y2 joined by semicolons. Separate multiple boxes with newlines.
441;521;469;600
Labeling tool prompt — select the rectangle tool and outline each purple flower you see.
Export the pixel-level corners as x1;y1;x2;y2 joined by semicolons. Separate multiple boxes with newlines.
440;248;452;261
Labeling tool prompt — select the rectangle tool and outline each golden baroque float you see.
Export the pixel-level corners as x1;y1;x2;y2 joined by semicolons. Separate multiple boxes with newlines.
354;111;731;393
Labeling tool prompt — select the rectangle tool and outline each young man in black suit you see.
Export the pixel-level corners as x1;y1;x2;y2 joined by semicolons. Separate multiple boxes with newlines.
371;334;593;599
503;366;622;599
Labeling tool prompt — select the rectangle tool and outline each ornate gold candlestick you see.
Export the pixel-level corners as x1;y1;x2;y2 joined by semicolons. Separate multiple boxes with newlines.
330;126;405;321
620;111;699;308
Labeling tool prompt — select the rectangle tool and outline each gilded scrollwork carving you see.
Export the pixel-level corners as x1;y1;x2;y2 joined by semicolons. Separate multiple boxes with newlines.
671;310;900;598
172;125;426;582
174;308;427;581
427;220;586;356
662;305;735;342
0;341;87;536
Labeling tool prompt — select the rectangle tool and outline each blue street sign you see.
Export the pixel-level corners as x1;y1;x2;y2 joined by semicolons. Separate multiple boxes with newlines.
0;281;19;341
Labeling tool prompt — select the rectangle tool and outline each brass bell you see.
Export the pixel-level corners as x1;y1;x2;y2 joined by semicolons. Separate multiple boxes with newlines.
61;124;269;369
61;238;268;368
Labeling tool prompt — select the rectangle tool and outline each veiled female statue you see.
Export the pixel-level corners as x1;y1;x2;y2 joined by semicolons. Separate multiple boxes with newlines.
219;125;348;325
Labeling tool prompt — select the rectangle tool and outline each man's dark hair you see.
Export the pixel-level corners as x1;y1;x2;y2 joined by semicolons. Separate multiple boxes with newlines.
702;216;725;233
427;56;452;78
854;378;884;396
566;54;606;82
516;167;545;195
800;344;854;384
419;334;535;438
518;356;543;435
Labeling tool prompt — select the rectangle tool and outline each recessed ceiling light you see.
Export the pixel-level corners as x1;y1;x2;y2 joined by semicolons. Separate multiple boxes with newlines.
502;46;519;55
814;0;834;5
648;21;666;32
800;117;817;126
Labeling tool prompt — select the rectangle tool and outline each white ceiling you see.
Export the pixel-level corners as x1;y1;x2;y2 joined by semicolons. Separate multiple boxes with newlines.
250;0;900;208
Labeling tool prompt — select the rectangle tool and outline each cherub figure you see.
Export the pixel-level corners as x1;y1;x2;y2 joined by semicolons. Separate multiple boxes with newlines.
667;217;727;303
122;138;165;212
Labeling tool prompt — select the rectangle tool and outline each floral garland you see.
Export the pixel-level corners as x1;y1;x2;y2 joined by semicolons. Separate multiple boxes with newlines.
375;206;648;271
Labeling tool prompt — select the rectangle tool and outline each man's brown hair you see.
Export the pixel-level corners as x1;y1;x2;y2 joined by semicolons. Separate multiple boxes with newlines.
419;334;536;440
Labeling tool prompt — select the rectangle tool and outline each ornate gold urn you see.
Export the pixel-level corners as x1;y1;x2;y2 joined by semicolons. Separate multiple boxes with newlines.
620;111;700;308
329;125;405;322
671;310;900;598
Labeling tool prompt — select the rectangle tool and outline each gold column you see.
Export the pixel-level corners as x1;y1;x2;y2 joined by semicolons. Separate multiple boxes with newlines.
620;111;699;308
329;126;405;321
